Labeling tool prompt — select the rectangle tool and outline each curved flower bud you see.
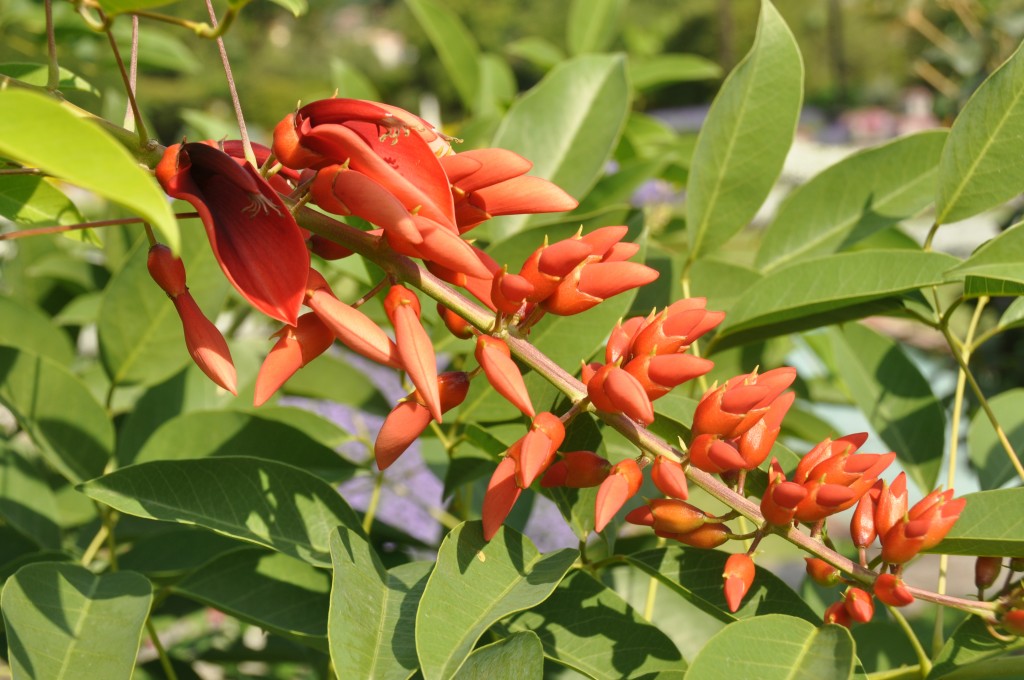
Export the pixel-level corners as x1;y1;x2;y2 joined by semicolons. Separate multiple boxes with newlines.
651;456;688;500
824;601;852;628
850;481;880;549
843;587;875;623
511;412;565;488
541;451;611;488
254;312;335;406
156;142;308;325
384;285;442;422
305;270;402;369
475;335;535;418
873;573;914;607
491;269;534;316
626;498;708;535
594;459;643;532
723;553;756;613
542;261;659;316
875;472;909;539
173;292;237;395
587;364;655;425
805;558;842;587
374;372;471;470
482;456;522;541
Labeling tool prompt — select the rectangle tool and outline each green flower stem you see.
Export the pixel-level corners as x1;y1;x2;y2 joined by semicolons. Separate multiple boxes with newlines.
295;206;998;620
45;0;60;92
934;296;988;655
146;618;179;680
103;19;149;147
889;604;932;677
362;471;385;535
940;323;1024;482
204;0;256;168
866;665;923;680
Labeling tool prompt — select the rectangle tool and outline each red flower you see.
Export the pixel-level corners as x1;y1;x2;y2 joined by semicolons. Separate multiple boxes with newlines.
254;312;334;406
155;142;308;325
147;245;237;395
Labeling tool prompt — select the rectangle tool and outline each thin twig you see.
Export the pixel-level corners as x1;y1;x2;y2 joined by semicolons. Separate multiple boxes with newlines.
0;213;198;241
102;13;148;145
204;0;256;168
45;0;60;92
124;15;140;131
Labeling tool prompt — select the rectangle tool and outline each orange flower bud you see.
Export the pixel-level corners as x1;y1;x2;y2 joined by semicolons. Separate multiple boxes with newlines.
651;456;688;500
976;556;1003;591
147;244;187;297
824;601;851;628
482;456;522;541
475;335;535;418
384;285;442;422
723;553;756;613
805;558;842;587
594;459;643;532
172;292;237;395
254;312;334;406
843;587;874;623
873;573;914;607
541;451;611;488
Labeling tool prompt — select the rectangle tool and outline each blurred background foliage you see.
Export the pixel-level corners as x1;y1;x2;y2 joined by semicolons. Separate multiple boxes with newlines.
3;0;1024;143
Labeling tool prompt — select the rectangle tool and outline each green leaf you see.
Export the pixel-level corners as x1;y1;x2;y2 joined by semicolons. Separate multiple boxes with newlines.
964;276;1024;298
506;569;685;676
329;526;432;679
827;323;944;492
2;563;152;680
629;54;722;92
415;522;577;680
174;547;329;644
949;222;1024;285
566;0;627;55
686;614;854;680
0;295;75;365
98;232;227;388
118;526;245;577
80;457;365;567
715;250;961;344
931;488;1024;556
757;131;947;271
97;0;177;13
0;347;112;483
0;90;178;251
0;174;83;227
488;54;630;239
936;40;1024;225
0;448;61;550
686;1;803;258
625;546;817;627
133;409;354;482
404;0;480;111
968;388;1024;489
999;297;1024;332
929;615;1024;678
266;0;307;17
0;63;99;97
504;37;565;72
454;631;544;680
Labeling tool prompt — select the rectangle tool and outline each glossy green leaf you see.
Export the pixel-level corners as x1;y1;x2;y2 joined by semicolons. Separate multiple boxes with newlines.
404;0;480;111
998;297;1024;332
0;449;61;550
2;563;152;680
506;569;685;676
0;295;74;365
828;323;944;492
415;522;577;680
566;0;627;55
688;257;763;313
488;54;630;239
98;231;227;388
174;547;329;644
757;131;947;271
688;614;853;680
0;90;178;251
329;526;432;679
329;58;380;101
133;409;354;481
716;250;961;343
0;347;112;483
279;352;383;408
686;1;803;258
968;388;1024;489
626;546;818;625
454;631;544;680
0;63;99;97
118;526;244;577
929;615;1024;678
936;40;1024;225
474;53;517;119
931;488;1024;556
629;54;722;91
81;457;365;567
949;222;1024;285
0;174;83;227
963;276;1024;298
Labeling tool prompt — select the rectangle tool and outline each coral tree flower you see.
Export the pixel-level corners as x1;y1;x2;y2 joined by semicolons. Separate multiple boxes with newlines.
254;312;334;406
147;245;237;395
155;141;309;325
375;372;470;470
